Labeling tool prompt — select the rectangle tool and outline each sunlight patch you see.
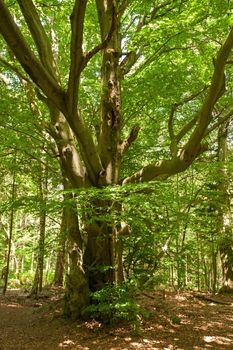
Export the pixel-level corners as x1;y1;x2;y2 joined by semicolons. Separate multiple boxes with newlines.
204;335;232;345
1;303;23;308
59;339;75;347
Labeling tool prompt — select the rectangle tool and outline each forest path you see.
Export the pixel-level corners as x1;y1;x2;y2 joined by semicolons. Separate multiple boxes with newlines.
0;289;232;350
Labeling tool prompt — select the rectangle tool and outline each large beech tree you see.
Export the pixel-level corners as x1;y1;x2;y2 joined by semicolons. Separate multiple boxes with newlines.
0;0;233;317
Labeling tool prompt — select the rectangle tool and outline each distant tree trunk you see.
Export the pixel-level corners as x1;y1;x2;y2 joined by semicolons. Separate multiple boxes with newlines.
3;153;17;295
30;161;47;296
53;205;66;286
196;232;200;291
211;250;217;295
217;121;233;293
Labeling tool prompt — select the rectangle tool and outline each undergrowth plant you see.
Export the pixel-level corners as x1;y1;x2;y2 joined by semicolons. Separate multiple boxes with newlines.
82;280;142;326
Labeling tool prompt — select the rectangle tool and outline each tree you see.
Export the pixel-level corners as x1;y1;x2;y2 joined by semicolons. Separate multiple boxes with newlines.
217;121;233;292
30;159;48;296
2;152;17;295
0;0;233;317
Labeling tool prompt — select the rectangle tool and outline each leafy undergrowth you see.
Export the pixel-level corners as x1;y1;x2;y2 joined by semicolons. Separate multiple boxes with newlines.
0;288;232;349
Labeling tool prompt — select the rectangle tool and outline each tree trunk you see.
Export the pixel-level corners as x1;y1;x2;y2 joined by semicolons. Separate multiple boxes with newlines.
3;152;17;295
219;237;233;292
83;198;125;292
30;161;47;296
217;121;233;293
53;203;67;287
63;188;89;319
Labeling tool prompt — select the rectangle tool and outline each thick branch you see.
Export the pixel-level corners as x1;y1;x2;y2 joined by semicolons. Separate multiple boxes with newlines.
16;0;57;79
66;0;87;116
176;115;199;143
168;86;208;154
168;103;177;154
184;28;233;156
119;125;140;155
118;0;129;18
123;158;189;184
0;0;65;111
0;56;30;82
123;28;233;184
83;7;116;68
62;110;104;185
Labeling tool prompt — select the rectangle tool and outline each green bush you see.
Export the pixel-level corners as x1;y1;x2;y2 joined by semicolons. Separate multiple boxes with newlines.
82;281;141;325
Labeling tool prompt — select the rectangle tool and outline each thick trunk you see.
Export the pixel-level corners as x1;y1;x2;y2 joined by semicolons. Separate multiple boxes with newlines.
63;191;89;319
84;221;114;291
83;199;124;292
97;0;122;185
219;237;233;292
77;1;124;294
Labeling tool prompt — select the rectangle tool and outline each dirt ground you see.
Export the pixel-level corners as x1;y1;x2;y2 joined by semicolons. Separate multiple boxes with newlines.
0;288;232;350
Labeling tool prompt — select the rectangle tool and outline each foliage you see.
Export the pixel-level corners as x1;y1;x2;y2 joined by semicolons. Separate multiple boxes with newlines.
0;0;233;315
82;280;142;326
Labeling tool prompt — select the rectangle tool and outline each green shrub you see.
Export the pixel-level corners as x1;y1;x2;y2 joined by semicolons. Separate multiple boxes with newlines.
82;281;141;325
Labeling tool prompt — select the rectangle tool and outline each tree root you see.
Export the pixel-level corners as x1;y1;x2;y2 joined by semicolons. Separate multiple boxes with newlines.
193;293;232;305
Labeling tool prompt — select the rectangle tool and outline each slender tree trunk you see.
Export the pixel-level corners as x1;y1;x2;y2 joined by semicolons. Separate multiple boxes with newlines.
3;159;16;295
212;250;217;295
30;161;47;296
217;122;233;293
53;203;67;287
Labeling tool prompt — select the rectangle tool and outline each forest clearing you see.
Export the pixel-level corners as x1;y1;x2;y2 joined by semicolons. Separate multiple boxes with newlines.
0;1;233;349
0;288;232;350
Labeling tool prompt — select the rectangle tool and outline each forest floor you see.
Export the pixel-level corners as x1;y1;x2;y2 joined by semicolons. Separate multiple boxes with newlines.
0;288;232;350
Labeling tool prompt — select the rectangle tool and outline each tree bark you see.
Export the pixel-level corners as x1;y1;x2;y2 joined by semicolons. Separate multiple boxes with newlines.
63;191;89;319
83;198;124;292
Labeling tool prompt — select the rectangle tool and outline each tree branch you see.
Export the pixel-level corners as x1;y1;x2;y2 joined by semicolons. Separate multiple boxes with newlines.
119;125;140;155
16;0;58;80
0;56;31;82
82;6;117;68
0;0;65;112
120;0;186;77
184;28;233;157
122;27;233;184
66;0;87;116
176;115;199;143
168;86;208;155
118;0;129;18
205;108;233;137
168;103;177;155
